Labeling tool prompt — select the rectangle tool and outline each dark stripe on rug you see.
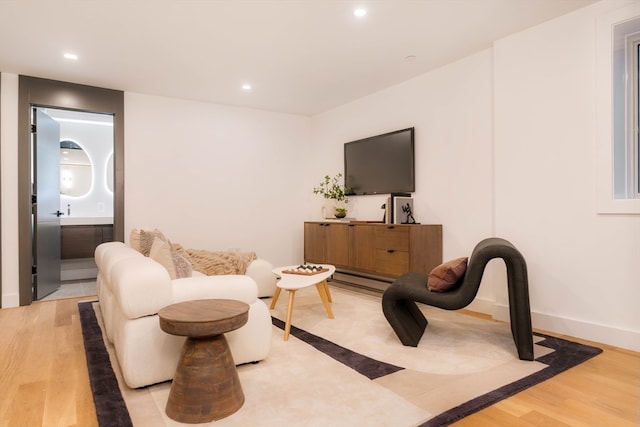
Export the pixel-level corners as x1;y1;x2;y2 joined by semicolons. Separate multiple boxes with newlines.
271;316;404;380
419;332;603;427
79;302;133;427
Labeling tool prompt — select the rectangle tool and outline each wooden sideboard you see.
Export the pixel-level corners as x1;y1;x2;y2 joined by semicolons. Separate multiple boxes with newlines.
304;221;442;279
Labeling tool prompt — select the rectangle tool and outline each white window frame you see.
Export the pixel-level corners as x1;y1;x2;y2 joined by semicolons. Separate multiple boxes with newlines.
596;4;640;214
632;37;640;198
614;26;640;199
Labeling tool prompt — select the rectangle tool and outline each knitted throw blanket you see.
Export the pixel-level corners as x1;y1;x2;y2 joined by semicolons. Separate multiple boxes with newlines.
172;244;256;276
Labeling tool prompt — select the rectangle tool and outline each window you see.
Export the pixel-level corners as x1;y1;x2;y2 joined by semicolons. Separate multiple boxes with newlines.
596;5;640;214
612;19;640;199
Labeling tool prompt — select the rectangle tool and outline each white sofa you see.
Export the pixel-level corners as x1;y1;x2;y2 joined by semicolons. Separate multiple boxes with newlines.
95;241;274;389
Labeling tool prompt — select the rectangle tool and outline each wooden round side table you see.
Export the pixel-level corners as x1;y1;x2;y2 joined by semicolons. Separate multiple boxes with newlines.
159;299;249;423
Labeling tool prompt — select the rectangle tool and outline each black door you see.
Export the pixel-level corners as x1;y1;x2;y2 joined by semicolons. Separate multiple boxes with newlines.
33;108;62;300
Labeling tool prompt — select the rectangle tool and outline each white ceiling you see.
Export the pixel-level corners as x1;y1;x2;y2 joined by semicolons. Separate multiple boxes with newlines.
0;0;597;116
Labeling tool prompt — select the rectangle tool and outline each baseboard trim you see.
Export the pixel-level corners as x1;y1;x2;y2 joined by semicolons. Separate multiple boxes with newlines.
1;293;20;308
487;300;639;352
332;272;392;293
465;298;494;315
326;281;639;352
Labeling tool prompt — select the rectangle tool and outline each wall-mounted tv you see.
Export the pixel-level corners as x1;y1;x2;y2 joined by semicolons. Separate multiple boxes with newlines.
344;127;415;195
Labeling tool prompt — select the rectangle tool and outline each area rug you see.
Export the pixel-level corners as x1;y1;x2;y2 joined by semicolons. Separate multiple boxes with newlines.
79;286;602;427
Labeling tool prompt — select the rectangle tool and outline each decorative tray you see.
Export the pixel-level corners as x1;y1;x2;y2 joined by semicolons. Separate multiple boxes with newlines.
282;265;329;275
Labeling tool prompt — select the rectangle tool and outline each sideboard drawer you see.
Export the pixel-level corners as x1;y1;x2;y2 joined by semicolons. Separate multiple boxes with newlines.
375;249;409;276
375;227;409;251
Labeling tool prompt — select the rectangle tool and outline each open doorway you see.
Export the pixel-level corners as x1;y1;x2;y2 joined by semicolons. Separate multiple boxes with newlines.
17;76;124;306
33;107;115;301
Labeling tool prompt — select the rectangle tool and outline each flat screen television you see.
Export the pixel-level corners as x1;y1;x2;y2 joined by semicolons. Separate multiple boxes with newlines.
344;127;415;195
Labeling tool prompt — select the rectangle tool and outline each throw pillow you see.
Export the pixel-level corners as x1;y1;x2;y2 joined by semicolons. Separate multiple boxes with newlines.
427;257;468;292
130;227;162;252
149;237;193;279
170;245;194;278
138;229;167;256
129;228;143;252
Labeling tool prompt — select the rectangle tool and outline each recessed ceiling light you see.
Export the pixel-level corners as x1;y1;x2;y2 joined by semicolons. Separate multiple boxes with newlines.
354;8;367;17
241;84;252;91
63;53;78;60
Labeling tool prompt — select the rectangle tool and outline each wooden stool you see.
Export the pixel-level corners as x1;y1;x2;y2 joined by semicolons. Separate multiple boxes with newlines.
159;299;249;423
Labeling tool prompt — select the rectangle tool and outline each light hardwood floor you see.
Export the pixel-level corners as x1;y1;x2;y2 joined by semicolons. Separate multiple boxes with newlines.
0;296;638;427
0;297;97;427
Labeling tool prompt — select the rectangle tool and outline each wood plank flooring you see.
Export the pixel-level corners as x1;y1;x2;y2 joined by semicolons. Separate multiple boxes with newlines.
0;297;638;427
457;332;640;426
0;297;97;427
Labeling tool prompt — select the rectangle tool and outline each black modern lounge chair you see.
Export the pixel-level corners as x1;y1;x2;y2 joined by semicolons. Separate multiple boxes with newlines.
382;237;534;361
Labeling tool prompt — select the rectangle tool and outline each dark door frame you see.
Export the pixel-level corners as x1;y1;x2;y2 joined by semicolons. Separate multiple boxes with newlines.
0;72;3;307
17;76;124;306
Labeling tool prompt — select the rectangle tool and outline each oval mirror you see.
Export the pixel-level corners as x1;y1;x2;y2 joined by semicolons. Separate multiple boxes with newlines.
60;140;92;197
106;152;114;193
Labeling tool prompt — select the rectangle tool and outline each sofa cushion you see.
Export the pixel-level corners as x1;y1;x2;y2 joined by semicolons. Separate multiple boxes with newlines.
171;274;259;304
149;237;193;279
427;257;468;292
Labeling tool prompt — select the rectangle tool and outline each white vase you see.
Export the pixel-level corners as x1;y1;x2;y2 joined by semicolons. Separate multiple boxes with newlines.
320;199;348;219
321;199;334;219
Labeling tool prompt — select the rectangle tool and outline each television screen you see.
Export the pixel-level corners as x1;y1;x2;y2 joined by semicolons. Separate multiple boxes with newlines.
344;127;415;195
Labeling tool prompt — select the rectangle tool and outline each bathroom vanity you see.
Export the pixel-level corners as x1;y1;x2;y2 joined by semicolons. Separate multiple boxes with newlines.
60;217;114;259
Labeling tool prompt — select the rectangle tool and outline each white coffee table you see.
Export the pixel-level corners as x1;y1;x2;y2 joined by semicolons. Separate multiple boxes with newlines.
270;264;335;340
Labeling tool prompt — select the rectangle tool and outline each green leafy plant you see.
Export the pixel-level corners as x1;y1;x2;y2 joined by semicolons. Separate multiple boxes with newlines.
313;173;350;203
334;207;347;218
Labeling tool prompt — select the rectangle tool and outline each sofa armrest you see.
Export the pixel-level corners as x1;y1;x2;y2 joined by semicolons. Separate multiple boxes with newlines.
111;256;173;319
95;241;126;268
171;274;259;305
246;258;277;297
95;242;143;285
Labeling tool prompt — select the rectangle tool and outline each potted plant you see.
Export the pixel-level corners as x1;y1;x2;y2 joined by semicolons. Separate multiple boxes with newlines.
313;173;351;218
334;206;347;218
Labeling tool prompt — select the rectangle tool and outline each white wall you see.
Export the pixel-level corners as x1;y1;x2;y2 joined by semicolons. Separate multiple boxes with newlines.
309;0;639;351
309;49;498;307
492;0;640;350
124;93;311;267
1;83;310;306
0;73;20;307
